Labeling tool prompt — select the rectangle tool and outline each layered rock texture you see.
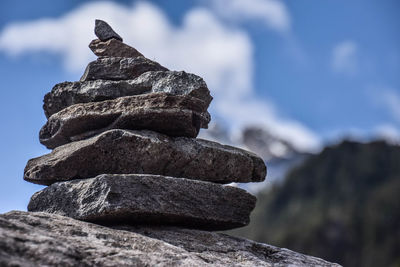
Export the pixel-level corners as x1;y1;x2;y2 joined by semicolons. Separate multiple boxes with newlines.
0;211;341;266
3;19;339;266
80;57;168;81
28;174;256;230
43;71;212;118
39;94;211;148
26;129;265;185
23;18;265;231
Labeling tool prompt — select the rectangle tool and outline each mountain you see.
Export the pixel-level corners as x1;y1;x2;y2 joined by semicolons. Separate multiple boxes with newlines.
199;123;311;192
240;127;311;191
229;140;400;267
241;127;299;160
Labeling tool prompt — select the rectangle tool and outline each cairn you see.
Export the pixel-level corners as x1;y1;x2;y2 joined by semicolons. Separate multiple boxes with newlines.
24;20;267;231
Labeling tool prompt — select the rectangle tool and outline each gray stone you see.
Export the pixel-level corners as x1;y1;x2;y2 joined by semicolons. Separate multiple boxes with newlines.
80;57;168;82
89;38;143;58
0;211;342;266
94;19;122;42
28;174;256;230
43;71;212;118
24;129;266;185
141;71;212;104
40;93;210;149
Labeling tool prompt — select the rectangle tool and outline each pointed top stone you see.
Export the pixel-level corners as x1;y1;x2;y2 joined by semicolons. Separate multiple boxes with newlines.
94;19;123;42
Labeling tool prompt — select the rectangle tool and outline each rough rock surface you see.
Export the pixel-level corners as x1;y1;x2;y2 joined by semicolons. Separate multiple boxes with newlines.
89;38;143;58
28;174;256;230
94;19;122;42
80;57;168;81
40;93;210;149
44;71;212;118
43;71;212;118
0;211;341;266
24;129;266;185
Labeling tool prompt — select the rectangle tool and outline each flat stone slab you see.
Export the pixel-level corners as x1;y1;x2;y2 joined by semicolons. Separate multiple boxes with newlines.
28;174;256;230
24;129;266;185
40;93;210;149
44;71;212;118
94;19;122;42
89;38;143;58
80;57;168;82
0;211;342;266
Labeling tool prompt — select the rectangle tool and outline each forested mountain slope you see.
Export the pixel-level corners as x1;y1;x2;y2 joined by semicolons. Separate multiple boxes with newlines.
231;140;400;267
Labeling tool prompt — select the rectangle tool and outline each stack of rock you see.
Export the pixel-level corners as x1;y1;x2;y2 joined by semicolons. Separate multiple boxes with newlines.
24;20;267;231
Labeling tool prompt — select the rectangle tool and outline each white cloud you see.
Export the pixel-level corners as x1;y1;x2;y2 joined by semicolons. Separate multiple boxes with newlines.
0;2;252;95
0;1;319;151
209;0;291;32
332;40;358;75
215;96;320;151
380;89;400;122
374;124;400;144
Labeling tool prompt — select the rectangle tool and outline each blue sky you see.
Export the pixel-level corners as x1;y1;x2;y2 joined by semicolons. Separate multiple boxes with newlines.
0;0;399;213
